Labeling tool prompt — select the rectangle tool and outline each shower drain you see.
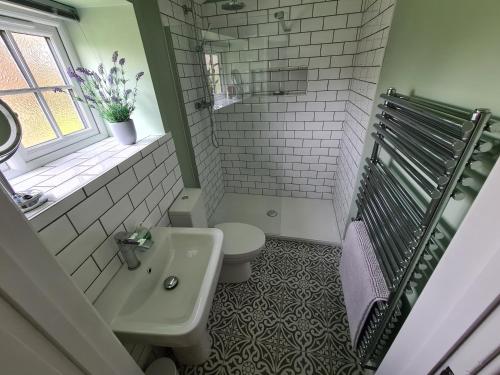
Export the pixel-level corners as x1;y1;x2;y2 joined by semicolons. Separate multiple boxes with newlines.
266;209;279;217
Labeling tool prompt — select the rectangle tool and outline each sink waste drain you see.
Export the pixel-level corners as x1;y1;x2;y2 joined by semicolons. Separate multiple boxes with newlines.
164;276;179;290
266;209;278;217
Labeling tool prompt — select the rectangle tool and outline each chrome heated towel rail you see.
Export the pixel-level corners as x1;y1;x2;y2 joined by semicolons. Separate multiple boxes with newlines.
355;88;495;368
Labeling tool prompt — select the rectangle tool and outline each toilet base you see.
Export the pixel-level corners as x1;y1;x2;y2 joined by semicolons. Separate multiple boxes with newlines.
219;262;251;283
172;329;211;365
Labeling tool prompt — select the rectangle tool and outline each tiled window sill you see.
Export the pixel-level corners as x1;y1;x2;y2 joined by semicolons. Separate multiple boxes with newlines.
9;135;167;231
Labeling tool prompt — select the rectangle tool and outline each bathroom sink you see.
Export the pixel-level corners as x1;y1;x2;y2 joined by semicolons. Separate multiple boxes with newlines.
95;227;223;364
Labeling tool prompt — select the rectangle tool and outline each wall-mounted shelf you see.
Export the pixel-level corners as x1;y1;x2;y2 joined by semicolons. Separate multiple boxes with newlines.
250;66;308;96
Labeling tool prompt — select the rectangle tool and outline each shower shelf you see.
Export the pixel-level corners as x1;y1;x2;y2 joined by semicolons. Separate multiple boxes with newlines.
250;65;308;96
250;66;309;72
212;95;241;111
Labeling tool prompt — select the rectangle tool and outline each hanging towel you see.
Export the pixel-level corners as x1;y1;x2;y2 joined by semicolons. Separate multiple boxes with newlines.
340;220;390;348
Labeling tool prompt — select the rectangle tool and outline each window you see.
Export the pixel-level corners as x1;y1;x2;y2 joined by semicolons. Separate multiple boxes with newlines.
205;53;222;96
0;16;102;172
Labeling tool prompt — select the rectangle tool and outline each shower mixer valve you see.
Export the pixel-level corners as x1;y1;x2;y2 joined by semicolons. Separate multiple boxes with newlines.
195;99;212;110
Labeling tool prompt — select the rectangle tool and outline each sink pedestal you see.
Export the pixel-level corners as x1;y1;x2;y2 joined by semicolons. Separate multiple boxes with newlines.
172;328;211;365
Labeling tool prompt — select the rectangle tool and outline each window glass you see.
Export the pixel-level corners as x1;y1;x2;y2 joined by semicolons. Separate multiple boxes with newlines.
0;23;97;157
205;53;222;95
12;32;65;87
43;90;85;135
1;93;56;147
0;37;28;90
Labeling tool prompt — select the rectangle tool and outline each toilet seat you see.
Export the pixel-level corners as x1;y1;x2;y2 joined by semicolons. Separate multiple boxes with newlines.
215;222;265;263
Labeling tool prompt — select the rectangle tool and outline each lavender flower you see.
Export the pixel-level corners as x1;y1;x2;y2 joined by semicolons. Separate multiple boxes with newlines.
108;67;118;85
84;95;96;103
67;68;84;83
99;90;109;102
76;67;93;76
56;51;144;123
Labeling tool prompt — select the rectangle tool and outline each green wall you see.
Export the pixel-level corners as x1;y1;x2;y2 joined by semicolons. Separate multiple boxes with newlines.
64;4;165;139
132;0;199;187
348;0;500;229
375;0;500;113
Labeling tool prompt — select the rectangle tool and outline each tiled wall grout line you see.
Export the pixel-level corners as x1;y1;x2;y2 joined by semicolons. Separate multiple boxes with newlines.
159;0;225;217
40;162;142;234
333;0;396;232
34;133;185;303
192;0;372;200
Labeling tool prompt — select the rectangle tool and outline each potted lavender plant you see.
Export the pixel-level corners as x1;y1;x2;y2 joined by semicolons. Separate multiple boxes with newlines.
60;51;144;145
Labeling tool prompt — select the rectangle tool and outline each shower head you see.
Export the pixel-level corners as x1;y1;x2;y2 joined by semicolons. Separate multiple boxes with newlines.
203;0;245;11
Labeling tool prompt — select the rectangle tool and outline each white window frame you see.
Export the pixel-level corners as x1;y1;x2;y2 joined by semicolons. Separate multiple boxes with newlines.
0;5;107;176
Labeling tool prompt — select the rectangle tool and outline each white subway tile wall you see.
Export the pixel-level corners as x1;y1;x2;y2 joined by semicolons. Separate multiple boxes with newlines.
200;0;364;200
153;0;395;220
158;0;225;217
35;133;184;303
333;0;396;231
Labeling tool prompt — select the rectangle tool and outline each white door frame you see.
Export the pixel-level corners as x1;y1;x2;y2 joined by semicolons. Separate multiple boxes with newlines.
377;157;500;374
0;187;143;375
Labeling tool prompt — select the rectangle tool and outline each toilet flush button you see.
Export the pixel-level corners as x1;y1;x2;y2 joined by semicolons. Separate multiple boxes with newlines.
164;276;179;290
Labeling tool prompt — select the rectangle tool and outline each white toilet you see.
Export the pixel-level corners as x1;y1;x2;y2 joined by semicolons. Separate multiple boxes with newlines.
145;358;178;375
169;188;265;283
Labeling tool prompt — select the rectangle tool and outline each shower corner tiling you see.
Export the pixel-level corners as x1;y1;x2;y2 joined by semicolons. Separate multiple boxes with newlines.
186;0;398;210
157;0;400;367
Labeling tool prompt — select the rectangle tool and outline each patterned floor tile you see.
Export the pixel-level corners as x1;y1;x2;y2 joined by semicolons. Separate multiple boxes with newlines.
180;238;363;375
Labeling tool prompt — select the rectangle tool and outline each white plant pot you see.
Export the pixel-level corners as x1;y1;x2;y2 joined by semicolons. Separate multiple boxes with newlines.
108;119;137;145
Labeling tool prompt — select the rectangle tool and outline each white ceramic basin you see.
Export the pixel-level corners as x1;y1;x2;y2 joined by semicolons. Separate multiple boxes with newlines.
95;227;223;364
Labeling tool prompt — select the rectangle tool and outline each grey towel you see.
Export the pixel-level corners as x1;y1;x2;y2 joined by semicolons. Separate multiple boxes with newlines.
340;220;389;348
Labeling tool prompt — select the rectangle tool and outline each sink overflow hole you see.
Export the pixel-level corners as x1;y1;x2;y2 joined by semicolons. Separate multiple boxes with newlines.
267;209;278;217
147;268;152;274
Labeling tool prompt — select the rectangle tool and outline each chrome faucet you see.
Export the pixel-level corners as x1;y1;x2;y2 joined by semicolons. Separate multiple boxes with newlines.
115;232;141;270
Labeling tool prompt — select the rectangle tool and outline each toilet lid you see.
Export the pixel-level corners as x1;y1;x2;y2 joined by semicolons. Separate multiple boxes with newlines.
215;222;266;256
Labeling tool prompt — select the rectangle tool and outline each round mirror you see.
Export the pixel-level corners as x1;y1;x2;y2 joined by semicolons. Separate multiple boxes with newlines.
0;98;22;163
0;99;47;213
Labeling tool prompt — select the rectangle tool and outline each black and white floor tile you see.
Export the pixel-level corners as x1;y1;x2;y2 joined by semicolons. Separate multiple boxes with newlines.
180;238;363;375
